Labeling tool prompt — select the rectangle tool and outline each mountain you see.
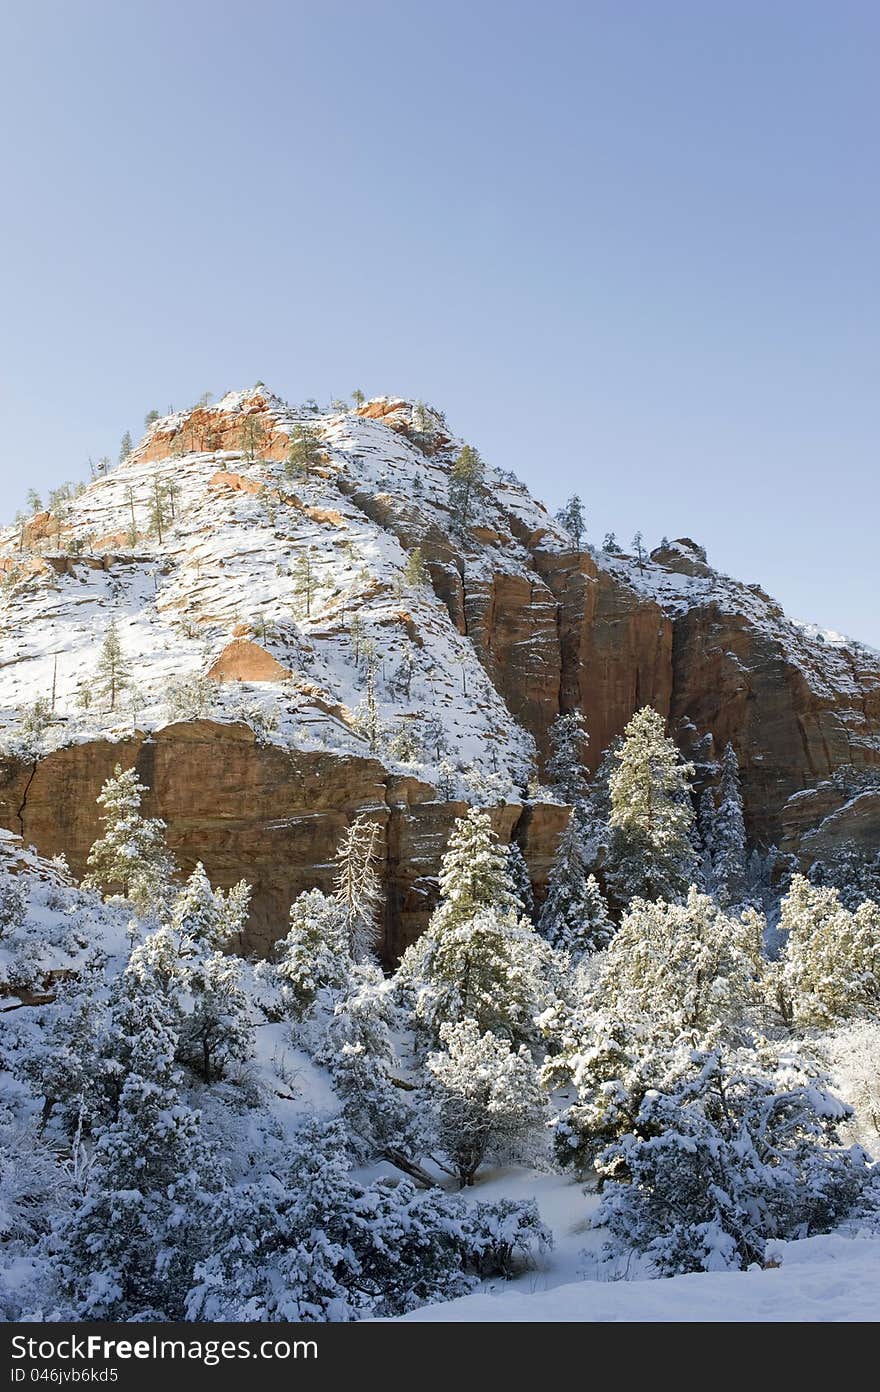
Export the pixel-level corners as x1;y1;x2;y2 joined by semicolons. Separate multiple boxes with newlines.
1;386;878;952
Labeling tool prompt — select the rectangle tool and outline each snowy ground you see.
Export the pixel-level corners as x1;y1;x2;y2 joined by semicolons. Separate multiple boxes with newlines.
399;1167;880;1323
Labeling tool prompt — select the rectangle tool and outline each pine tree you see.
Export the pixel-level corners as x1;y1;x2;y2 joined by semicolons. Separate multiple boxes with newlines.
274;889;353;1018
433;808;520;932
410;401;437;451
403;546;430;590
506;841;534;921
239;413;266;461
712;744;747;906
352;389;366;408
95;620;132;712
555;494;586;552
148;474;170;542
772;875;880;1027
169;862;250;952
605;706;697;904
602;531;619;553
26;489;42;514
54;970;212;1318
698;785;717;891
631;531;647;572
178;950;253;1083
118;431;133;463
545;710;590;805
83;765;176;918
426;1020;545;1186
334;816;383;961
144;409;160;429
539;818;612;957
448;444;484;532
292;548;316;617
285;423;323;477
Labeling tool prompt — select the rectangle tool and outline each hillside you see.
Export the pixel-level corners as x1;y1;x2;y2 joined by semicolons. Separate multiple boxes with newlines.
1;386;878;952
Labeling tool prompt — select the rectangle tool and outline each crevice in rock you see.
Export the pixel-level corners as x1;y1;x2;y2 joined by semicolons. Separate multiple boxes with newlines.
16;758;38;838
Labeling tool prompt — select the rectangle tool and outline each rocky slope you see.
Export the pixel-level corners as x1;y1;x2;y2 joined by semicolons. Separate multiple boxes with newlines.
1;387;878;952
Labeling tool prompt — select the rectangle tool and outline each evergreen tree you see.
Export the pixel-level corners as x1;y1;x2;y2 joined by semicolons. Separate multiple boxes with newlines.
555;494;586;552
410;401;437;451
352;388;366;408
178;950;253;1083
285;423;323;477
602;532;619;553
426;1020;545;1186
148;474;170;542
334;816;383;961
239;413;266;461
292;548;316;617
118;431;133;463
433;808;520;932
144;409;160;429
403;546;430;590
545;710;590;805
712;744;747;906
506;841;534;921
169;862;250;952
772;875;880;1027
95;620;132;712
631;531;647;572
539;818;612;957
26;489;42;515
604;706;697;904
448;444;484;532
698;786;717;891
54;969;212;1318
274;889;353;1018
83;765;176;919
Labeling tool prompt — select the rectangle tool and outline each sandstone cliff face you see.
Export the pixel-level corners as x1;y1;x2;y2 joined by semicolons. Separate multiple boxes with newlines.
1;386;878;956
0;722;565;959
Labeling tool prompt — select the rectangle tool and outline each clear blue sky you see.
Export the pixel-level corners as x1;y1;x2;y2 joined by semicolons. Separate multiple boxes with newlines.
2;1;878;644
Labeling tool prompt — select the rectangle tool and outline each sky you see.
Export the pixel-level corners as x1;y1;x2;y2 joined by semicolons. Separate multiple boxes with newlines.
1;0;878;645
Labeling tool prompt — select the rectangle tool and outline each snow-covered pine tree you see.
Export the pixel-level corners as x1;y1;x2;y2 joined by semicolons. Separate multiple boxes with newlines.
595;1047;869;1275
545;710;590;806
274;888;354;1018
334;816;383;961
95;620;131;712
555;494;586;552
604;706;697;905
426;1019;545;1186
168;861;250;952
772;875;880;1027
83;765;176;919
177;950;253;1083
698;785;717;892
712;744;747;906
538;817;612;958
54;970;213;1318
433;807;520;933
506;841;534;922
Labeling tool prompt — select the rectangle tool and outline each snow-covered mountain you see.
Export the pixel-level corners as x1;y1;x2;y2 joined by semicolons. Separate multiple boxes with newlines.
1;386;878;951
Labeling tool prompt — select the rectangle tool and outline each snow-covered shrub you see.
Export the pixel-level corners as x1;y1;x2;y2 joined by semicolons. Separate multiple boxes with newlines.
426;1019;545;1186
462;1197;551;1277
596;887;765;1043
772;875;880;1027
185;1119;547;1321
164;673;216;723
819;1019;880;1152
0;871;28;936
274;889;353;1019
595;1048;870;1275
